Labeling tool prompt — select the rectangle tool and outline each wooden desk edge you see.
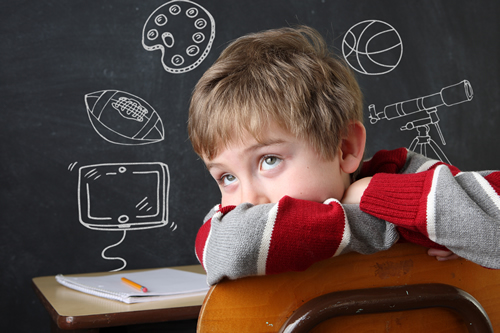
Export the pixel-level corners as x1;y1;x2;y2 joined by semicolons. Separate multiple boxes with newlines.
32;265;205;330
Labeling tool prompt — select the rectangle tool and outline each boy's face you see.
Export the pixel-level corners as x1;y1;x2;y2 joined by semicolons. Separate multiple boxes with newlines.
204;124;350;207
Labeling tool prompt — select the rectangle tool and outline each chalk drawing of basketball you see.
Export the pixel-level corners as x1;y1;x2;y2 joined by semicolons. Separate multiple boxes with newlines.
342;20;403;76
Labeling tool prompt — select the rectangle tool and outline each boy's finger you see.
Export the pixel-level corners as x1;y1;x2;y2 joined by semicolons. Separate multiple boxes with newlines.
428;248;460;261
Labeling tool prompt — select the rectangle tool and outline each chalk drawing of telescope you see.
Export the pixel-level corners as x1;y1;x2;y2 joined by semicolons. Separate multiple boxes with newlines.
368;80;473;164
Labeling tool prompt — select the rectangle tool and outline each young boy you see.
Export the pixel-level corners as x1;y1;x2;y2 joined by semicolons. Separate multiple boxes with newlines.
188;26;500;285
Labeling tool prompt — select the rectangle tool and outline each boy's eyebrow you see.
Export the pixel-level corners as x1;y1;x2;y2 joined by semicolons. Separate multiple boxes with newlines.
245;139;286;153
205;161;222;171
205;139;287;171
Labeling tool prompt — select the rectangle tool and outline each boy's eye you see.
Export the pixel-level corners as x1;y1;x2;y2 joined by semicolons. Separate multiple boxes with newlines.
221;174;237;186
261;156;282;171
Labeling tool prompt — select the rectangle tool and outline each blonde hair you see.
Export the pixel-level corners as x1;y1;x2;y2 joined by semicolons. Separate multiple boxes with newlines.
188;25;363;160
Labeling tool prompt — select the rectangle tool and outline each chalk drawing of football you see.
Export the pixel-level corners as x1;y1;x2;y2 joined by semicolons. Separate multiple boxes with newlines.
84;90;165;145
142;0;215;74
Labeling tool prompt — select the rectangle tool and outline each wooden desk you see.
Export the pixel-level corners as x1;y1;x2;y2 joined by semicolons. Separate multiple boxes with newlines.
32;265;206;332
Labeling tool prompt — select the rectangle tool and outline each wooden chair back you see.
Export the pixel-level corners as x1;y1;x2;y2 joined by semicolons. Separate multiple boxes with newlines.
197;243;500;332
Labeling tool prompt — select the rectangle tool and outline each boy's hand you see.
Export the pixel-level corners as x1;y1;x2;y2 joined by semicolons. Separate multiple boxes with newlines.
428;248;460;261
341;177;372;204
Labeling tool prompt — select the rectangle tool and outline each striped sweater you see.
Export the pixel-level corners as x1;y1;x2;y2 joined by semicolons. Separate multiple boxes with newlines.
195;148;500;285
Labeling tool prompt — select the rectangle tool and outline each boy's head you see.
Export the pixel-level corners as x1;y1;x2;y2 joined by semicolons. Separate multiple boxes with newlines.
188;26;366;206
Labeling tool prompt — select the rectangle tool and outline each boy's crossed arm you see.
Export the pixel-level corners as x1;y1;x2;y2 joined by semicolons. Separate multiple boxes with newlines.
342;176;459;262
358;149;500;269
196;196;399;285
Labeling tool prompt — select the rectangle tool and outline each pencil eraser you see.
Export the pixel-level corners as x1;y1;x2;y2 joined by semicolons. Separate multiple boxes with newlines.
142;287;148;293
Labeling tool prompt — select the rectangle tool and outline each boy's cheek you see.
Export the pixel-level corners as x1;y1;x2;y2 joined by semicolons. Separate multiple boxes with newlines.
220;192;240;207
276;186;338;204
220;196;231;207
298;177;347;202
220;191;231;206
296;192;339;204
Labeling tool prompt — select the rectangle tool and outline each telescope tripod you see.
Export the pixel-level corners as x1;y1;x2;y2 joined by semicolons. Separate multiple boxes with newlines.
401;108;451;165
407;125;451;165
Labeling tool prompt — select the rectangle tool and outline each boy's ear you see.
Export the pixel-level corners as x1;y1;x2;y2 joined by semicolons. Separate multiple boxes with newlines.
339;121;366;174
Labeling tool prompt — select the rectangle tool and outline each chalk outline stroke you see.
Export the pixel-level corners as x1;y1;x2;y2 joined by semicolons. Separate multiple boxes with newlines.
342;19;403;76
84;90;165;146
76;161;176;271
78;162;170;231
142;0;216;74
368;80;473;164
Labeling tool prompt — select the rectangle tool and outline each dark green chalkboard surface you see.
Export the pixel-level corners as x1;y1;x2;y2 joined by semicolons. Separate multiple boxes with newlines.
1;1;498;331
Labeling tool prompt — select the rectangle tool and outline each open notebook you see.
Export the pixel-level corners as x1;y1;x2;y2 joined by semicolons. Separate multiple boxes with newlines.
56;268;209;304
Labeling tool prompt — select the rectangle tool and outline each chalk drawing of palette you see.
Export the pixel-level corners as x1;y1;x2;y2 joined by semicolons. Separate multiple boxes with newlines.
142;0;215;73
78;162;169;231
85;90;165;145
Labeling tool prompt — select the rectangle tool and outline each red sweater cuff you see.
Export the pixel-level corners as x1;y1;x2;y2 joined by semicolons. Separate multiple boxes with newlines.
360;171;431;228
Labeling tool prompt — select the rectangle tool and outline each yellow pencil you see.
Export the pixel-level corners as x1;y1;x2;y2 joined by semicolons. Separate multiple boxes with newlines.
121;277;148;292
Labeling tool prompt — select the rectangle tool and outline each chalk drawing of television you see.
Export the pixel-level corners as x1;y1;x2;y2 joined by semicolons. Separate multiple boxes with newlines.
78;162;169;231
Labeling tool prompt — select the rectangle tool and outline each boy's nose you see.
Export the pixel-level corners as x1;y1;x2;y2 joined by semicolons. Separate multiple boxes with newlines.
241;184;270;205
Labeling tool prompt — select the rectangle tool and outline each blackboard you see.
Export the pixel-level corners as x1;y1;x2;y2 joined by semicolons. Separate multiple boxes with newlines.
1;1;499;331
